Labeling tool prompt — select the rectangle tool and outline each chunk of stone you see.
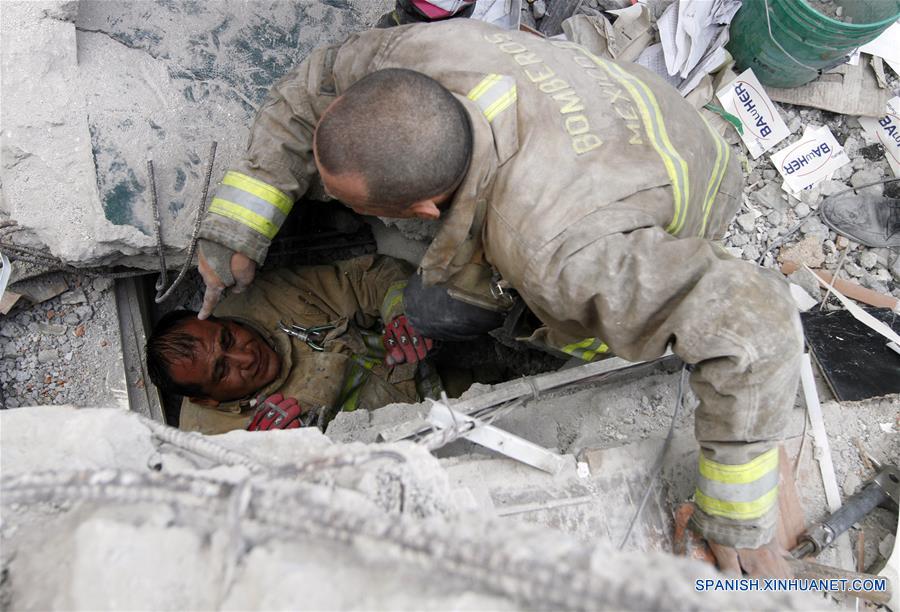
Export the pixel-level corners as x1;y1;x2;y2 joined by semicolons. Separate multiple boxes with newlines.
60;289;87;305
820;180;848;197
788;268;822;300
850;168;883;189
37;349;58;364
737;212;757;233
859;251;878;269
730;233;748;247
92;277;114;293
777;236;825;268
753;182;789;212
801;217;830;241
794;203;810;217
843;262;864;277
36;323;67;337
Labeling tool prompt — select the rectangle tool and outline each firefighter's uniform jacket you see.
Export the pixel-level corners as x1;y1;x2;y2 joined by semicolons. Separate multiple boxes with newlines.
179;255;420;435
199;21;803;547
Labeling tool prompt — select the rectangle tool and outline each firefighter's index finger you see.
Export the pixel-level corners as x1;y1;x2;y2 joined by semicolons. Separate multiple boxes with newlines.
198;283;224;320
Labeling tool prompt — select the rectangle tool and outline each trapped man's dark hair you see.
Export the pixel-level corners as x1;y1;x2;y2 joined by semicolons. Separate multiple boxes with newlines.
145;309;206;398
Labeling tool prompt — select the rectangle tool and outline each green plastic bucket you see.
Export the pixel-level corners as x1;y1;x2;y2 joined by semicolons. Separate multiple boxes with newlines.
727;0;900;88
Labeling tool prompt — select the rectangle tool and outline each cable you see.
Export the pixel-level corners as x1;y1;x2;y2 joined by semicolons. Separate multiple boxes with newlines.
618;364;689;550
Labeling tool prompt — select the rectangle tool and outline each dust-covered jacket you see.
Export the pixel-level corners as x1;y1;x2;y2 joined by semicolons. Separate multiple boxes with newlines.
179;255;419;434
200;20;804;548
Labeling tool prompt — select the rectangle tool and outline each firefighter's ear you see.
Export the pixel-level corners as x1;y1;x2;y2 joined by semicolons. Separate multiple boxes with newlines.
190;396;220;408
407;199;441;220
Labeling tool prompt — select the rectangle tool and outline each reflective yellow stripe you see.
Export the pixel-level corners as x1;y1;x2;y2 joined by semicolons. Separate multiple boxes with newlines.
561;337;609;361
381;281;407;322
221;171;292;215
467;74;503;101
699;448;779;485
584;53;690;235
698;116;730;238
483;87;517;122
339;357;377;412
694;486;778;520
209;199;279;239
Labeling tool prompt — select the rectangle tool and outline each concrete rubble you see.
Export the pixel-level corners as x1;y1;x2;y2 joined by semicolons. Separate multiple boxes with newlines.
1;405;812;610
1;0;385;269
1;0;899;609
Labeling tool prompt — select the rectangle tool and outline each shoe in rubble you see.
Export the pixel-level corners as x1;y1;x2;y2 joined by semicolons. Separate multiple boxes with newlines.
819;192;900;248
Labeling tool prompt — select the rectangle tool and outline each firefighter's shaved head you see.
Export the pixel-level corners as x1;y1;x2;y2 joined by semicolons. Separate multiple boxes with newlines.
314;68;472;213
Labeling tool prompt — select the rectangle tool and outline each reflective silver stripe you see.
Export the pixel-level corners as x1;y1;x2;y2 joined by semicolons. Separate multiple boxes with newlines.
214;184;288;228
468;74;517;122
697;468;779;503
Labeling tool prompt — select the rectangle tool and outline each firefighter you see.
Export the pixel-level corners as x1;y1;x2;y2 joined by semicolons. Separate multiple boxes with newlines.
193;20;802;576
146;255;435;434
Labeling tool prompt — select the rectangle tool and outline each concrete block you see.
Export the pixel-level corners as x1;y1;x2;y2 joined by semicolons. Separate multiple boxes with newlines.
1;1;384;268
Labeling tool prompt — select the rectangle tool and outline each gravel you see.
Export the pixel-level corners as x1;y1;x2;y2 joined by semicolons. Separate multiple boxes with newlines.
0;274;125;409
725;102;900;308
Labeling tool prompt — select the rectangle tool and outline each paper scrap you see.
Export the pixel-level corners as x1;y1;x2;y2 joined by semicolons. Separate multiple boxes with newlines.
771;125;850;193
716;68;790;158
472;0;521;29
781;167;834;197
859;22;900;70
859;96;900;178
789;283;819;312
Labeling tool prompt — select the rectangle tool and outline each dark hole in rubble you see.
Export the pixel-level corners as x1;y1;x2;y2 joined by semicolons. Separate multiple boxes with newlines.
141;201;563;426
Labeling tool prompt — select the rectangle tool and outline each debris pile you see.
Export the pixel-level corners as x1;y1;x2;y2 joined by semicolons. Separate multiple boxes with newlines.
0;274;127;409
0;406;806;610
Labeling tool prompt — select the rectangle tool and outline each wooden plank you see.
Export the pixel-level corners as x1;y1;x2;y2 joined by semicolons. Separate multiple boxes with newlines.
114;277;166;422
776;446;807;552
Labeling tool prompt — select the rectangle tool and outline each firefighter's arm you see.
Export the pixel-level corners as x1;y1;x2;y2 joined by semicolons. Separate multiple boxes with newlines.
196;29;397;318
527;219;802;552
281;255;414;324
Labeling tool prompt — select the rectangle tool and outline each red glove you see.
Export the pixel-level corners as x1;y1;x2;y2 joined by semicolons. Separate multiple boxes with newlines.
247;393;304;430
382;315;433;365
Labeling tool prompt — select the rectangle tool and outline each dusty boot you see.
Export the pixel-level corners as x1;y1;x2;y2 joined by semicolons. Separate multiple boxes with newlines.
820;192;900;248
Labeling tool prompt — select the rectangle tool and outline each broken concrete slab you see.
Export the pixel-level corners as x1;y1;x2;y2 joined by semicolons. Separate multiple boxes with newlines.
1;406;813;610
1;1;154;266
1;1;388;269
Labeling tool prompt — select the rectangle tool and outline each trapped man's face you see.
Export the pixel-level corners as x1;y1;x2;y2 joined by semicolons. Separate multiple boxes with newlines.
168;318;281;402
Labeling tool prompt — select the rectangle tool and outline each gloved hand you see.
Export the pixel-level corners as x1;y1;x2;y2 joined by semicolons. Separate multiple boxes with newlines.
382;315;433;365
197;239;257;320
247;393;305;430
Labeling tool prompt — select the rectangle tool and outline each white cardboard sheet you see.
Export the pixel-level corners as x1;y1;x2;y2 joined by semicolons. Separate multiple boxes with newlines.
859;96;900;178
859;22;900;77
771;125;850;193
716;68;790;158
